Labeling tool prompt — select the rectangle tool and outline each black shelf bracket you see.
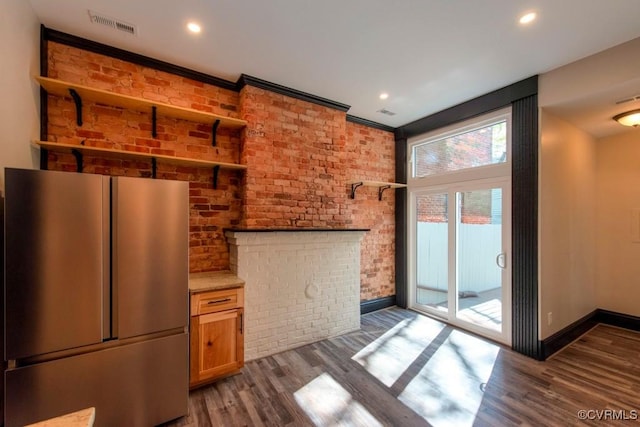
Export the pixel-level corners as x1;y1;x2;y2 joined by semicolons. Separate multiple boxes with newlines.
350;182;363;199
40;148;49;170
212;165;220;189
378;185;391;201
68;89;83;126
151;157;157;179
71;148;83;173
151;106;157;138
212;119;220;147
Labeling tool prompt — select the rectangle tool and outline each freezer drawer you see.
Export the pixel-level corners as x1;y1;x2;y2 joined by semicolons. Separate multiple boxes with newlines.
4;333;188;427
4;169;109;359
112;177;189;339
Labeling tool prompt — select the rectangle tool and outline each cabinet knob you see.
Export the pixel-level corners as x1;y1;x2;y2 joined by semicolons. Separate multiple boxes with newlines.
207;341;212;347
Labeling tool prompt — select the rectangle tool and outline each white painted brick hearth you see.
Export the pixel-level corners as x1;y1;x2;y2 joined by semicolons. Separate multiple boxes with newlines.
225;230;366;361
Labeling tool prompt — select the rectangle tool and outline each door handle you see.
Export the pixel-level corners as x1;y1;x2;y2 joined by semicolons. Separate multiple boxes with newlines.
496;253;506;269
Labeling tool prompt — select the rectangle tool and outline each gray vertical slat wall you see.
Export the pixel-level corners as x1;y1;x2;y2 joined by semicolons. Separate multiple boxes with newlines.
1;196;4;424
40;25;49;170
511;94;541;359
395;138;408;308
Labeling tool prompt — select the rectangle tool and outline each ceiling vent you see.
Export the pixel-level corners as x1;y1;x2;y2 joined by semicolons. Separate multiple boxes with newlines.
88;10;137;36
377;108;396;116
615;95;640;105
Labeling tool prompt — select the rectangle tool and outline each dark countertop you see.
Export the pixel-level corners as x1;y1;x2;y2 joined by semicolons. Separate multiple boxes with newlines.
224;228;370;232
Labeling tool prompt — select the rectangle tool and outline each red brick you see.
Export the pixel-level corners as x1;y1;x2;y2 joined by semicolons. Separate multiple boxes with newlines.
47;42;396;296
239;86;395;300
47;41;242;274
76;129;105;139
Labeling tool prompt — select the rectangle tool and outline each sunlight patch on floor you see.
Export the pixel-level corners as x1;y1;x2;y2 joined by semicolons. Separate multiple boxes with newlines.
398;329;499;427
294;373;383;427
352;316;445;387
457;298;502;332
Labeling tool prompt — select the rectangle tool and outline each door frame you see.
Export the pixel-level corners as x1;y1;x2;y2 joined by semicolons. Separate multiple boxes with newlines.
408;177;512;345
406;107;513;345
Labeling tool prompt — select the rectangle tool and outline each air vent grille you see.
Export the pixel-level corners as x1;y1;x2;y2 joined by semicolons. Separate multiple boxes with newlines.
89;10;137;35
616;95;640;105
377;108;396;116
115;21;136;35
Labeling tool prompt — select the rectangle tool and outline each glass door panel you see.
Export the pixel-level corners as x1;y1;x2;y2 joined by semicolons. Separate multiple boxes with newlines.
410;181;510;345
455;188;504;333
415;193;449;313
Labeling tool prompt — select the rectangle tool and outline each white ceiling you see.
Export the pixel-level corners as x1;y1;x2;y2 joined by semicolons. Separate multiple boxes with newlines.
545;77;640;139
27;0;640;130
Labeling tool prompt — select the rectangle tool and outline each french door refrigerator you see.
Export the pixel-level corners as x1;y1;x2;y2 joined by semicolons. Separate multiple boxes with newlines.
3;168;189;426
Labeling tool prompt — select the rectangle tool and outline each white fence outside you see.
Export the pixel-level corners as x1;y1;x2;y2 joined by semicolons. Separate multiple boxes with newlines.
416;222;502;293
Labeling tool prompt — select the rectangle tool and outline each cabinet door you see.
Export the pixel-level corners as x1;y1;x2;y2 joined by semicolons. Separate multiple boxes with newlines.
190;309;244;385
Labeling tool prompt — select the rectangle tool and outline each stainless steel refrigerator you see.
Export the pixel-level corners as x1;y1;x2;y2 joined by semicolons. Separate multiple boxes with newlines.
3;168;189;426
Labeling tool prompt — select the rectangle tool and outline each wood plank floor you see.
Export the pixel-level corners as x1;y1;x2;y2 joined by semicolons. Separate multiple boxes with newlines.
163;308;640;426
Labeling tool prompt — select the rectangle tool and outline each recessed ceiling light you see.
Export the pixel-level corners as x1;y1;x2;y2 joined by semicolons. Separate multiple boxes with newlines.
379;93;389;100
187;22;201;33
519;12;536;25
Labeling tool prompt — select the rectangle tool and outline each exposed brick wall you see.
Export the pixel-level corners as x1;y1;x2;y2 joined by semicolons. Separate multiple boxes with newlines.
416;191;493;225
45;42;242;273
44;42;397;300
346;122;396;300
239;85;396;300
414;126;504;225
414;129;493;177
417;194;448;223
239;86;348;228
460;190;492;224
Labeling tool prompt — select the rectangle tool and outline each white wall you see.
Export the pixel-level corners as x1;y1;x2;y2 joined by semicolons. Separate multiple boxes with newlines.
539;110;597;339
539;37;640;109
0;0;41;194
595;131;640;317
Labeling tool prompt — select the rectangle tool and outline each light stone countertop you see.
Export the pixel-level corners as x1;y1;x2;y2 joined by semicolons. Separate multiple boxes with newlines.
26;407;95;427
189;270;245;293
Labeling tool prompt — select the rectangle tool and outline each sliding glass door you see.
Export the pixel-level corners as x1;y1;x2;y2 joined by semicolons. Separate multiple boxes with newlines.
407;107;512;345
411;181;511;344
414;192;450;313
455;184;509;339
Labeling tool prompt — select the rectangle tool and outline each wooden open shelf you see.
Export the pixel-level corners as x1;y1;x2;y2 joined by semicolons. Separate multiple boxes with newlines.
349;180;407;200
35;141;247;170
35;76;247;129
350;181;408;189
35;140;245;189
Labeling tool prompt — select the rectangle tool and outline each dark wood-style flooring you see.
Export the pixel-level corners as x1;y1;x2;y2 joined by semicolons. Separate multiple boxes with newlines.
164;307;640;426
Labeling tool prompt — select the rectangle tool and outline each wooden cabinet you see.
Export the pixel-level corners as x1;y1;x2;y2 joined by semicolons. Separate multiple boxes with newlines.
189;287;244;388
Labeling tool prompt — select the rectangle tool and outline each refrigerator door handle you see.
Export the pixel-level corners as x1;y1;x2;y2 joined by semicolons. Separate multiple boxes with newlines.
111;178;119;339
103;177;112;340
